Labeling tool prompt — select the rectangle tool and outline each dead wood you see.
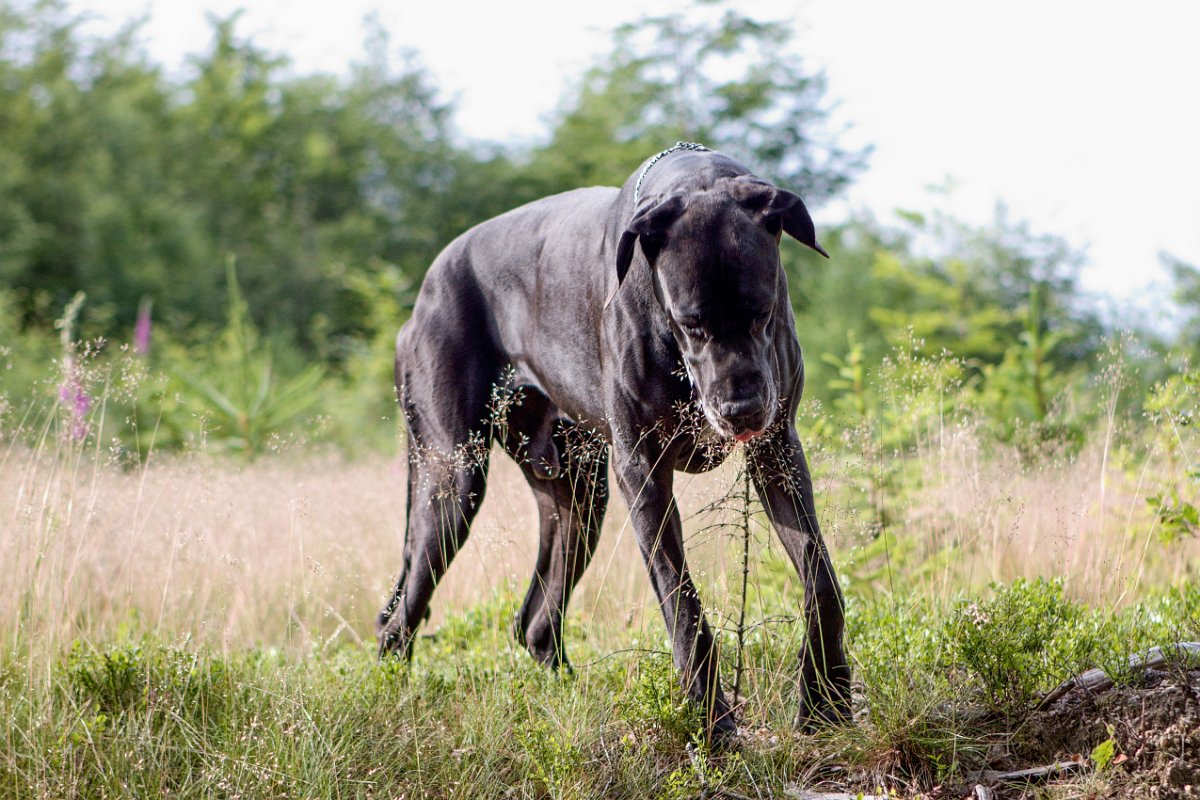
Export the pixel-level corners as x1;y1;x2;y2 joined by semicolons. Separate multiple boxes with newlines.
1036;641;1200;710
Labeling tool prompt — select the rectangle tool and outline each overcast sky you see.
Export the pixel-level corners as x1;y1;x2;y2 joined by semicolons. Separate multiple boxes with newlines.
70;0;1200;314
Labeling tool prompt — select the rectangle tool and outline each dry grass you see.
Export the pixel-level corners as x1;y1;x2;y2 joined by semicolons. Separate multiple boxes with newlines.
863;425;1200;604
4;414;1195;662
0;436;746;659
3;410;1198;799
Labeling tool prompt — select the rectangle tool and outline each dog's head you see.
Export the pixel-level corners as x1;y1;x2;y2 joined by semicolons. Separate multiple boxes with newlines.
612;176;827;442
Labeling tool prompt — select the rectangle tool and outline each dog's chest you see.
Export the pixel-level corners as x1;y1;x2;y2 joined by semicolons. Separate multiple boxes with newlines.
670;395;735;473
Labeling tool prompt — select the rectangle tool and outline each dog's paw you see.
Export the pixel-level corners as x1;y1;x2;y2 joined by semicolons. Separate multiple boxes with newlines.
796;660;852;732
710;710;740;747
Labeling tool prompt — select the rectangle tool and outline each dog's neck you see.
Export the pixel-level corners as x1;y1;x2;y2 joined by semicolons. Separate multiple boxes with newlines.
633;142;710;206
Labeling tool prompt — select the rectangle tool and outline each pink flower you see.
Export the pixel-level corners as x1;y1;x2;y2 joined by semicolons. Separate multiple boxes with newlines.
58;375;91;440
134;298;153;357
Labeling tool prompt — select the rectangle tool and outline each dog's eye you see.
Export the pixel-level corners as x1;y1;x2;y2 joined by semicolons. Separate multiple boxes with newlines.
679;320;707;339
751;311;771;332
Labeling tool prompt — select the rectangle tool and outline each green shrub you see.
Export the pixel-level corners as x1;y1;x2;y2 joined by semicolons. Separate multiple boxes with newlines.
945;577;1099;712
170;261;325;457
1143;366;1199;543
516;716;585;799
618;653;704;743
67;641;146;715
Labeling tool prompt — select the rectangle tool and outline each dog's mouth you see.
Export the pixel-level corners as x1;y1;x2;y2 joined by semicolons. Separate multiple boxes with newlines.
698;399;772;443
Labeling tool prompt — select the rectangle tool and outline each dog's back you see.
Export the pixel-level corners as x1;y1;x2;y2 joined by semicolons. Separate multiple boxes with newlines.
399;185;621;428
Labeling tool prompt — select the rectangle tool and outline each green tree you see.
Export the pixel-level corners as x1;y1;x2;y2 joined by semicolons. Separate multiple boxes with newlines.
1162;252;1200;361
527;0;868;200
0;0;196;332
0;3;476;355
794;204;1101;421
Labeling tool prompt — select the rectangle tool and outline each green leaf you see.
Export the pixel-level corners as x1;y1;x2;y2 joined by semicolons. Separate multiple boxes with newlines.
1091;735;1117;772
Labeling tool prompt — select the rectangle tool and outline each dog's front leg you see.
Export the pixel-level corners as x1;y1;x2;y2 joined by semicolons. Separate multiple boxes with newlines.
612;439;736;742
747;426;851;729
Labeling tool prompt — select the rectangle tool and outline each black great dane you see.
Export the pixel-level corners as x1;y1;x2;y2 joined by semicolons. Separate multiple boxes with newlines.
377;143;849;739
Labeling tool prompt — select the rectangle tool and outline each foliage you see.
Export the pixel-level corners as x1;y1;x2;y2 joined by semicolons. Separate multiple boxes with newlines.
846;608;976;786
618;652;705;743
974;282;1085;452
67;640;146;715
1162;252;1200;362
1;0;1185;464
169;261;324;457
1143;366;1200;543
4;584;1194;798
793;203;1105;428
0;1;462;353
1146;472;1200;544
1091;731;1118;772
522;0;869;199
945;578;1100;713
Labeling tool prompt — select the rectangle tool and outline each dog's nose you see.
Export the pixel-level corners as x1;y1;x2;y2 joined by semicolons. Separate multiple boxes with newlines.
718;397;761;421
718;397;767;439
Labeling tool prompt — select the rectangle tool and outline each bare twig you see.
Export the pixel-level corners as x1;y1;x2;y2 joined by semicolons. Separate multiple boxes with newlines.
732;459;753;706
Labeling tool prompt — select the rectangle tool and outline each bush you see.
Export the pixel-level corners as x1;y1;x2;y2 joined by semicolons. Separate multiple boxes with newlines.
67;641;146;715
945;577;1099;713
618;653;705;743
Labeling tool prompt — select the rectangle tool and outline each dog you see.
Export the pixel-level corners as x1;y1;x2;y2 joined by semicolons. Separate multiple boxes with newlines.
377;143;849;739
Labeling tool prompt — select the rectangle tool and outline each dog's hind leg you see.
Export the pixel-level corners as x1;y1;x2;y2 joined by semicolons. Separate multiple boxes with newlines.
377;441;490;659
377;322;498;660
508;415;609;670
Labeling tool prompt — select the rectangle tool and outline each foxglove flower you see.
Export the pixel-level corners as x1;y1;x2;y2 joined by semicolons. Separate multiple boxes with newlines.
134;297;152;357
58;370;91;440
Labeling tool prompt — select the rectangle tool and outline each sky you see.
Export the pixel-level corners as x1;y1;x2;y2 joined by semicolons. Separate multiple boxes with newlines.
69;0;1200;315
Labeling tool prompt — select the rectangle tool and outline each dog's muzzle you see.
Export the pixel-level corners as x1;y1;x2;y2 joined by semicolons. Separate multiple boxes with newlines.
701;395;774;443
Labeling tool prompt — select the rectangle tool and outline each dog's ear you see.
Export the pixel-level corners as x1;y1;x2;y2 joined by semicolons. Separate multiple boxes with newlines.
726;177;829;258
607;192;688;307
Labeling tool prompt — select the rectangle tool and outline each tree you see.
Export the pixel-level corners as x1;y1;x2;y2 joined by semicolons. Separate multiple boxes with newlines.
793;204;1103;412
0;0;195;332
526;0;869;201
0;3;473;352
1162;252;1200;361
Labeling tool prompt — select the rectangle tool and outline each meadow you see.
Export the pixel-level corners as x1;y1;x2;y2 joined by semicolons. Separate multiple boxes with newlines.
3;3;1199;796
2;335;1198;799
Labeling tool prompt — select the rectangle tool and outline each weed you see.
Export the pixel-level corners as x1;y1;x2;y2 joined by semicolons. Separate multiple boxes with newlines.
946;577;1100;713
516;716;586;799
619;653;705;744
67;640;146;715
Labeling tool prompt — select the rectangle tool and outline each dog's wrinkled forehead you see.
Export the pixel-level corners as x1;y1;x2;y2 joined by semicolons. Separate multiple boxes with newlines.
609;164;824;309
673;192;774;252
656;192;779;308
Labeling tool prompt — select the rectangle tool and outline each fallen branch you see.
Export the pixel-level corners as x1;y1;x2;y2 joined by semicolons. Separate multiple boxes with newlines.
784;791;888;800
1036;641;1200;710
975;759;1085;784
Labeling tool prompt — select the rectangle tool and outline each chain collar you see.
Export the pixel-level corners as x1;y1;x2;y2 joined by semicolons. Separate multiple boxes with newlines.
632;141;709;206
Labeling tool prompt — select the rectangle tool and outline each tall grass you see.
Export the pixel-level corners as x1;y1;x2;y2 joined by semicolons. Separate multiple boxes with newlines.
2;328;1198;797
6;408;1193;661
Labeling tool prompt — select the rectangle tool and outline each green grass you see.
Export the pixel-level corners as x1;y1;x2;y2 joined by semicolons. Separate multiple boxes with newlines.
4;583;1198;799
4;322;1197;797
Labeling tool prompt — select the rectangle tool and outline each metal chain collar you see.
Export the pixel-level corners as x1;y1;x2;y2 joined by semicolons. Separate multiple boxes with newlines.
632;141;709;205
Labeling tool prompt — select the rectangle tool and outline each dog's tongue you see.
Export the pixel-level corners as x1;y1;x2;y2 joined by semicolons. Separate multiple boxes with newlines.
734;430;761;443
